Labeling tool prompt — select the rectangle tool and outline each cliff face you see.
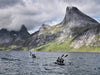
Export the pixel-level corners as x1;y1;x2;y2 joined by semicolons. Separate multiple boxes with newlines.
0;25;30;47
26;6;100;50
0;6;100;51
24;24;61;49
61;7;98;26
59;7;98;38
70;24;100;48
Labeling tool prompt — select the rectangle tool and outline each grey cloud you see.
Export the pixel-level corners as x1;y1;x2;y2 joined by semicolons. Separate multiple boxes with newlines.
0;0;23;8
0;0;99;33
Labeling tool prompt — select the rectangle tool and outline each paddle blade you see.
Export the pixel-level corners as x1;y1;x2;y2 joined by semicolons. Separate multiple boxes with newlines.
65;54;68;57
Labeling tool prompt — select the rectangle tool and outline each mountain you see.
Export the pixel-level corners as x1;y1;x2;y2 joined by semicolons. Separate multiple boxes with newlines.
0;6;100;51
61;7;98;26
24;24;61;49
25;6;100;51
0;25;30;50
59;7;98;38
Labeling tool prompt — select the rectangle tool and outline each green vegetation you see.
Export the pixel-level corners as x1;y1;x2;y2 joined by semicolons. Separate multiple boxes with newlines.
73;45;100;52
21;47;28;51
0;47;12;51
34;39;73;52
0;41;100;52
0;45;29;51
90;35;100;45
0;35;100;52
8;45;16;49
34;39;100;52
0;45;17;51
42;25;61;34
0;47;5;50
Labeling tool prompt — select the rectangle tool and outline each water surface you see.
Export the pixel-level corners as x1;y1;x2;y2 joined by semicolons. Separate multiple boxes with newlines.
0;51;100;75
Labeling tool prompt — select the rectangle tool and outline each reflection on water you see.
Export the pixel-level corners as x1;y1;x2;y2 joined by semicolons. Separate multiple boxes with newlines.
0;51;100;75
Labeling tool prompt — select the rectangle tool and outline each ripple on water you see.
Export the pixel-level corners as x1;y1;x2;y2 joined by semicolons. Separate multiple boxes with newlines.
0;51;100;75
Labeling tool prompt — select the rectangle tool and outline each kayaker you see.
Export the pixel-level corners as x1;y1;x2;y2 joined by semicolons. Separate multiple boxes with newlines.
56;57;64;64
32;54;36;58
30;51;36;58
55;54;68;65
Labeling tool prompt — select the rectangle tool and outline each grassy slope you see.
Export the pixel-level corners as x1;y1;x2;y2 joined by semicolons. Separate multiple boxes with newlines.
73;45;100;52
34;39;100;52
34;39;72;52
1;25;100;52
0;45;28;51
0;39;100;52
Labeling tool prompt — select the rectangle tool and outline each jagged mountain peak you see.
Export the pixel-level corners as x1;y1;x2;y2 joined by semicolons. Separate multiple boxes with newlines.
66;6;79;12
61;6;98;27
19;24;30;35
1;6;100;51
18;24;30;39
0;24;30;44
0;28;8;32
20;25;27;31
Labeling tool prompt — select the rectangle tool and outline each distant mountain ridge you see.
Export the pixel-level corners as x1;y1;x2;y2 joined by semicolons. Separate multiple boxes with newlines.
25;6;100;51
0;25;30;50
0;6;100;51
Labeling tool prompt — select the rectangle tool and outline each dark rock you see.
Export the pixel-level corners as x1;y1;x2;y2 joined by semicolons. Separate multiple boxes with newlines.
61;6;98;27
1;6;100;50
0;25;30;47
24;6;100;49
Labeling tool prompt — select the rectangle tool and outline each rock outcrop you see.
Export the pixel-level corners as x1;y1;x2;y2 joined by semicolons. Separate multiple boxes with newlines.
0;25;30;47
1;6;100;51
71;24;100;48
26;6;100;50
61;7;98;26
24;24;61;49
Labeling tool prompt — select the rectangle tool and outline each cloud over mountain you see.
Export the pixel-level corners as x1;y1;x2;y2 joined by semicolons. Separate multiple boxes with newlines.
0;0;100;33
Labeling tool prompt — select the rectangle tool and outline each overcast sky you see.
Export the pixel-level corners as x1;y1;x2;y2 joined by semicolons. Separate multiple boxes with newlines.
0;0;100;33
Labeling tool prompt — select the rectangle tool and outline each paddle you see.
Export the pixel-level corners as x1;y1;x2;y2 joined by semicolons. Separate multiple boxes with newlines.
65;54;68;57
61;54;64;57
61;54;68;58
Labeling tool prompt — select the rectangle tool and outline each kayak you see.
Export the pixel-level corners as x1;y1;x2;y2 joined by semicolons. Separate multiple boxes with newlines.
54;62;65;65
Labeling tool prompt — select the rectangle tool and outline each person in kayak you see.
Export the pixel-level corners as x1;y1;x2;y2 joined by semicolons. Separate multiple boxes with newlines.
56;57;64;63
30;51;36;58
56;54;68;65
32;54;36;58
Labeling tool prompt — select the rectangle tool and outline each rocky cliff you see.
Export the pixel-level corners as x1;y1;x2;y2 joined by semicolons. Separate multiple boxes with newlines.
24;24;61;49
26;6;100;51
0;25;30;50
0;6;100;51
